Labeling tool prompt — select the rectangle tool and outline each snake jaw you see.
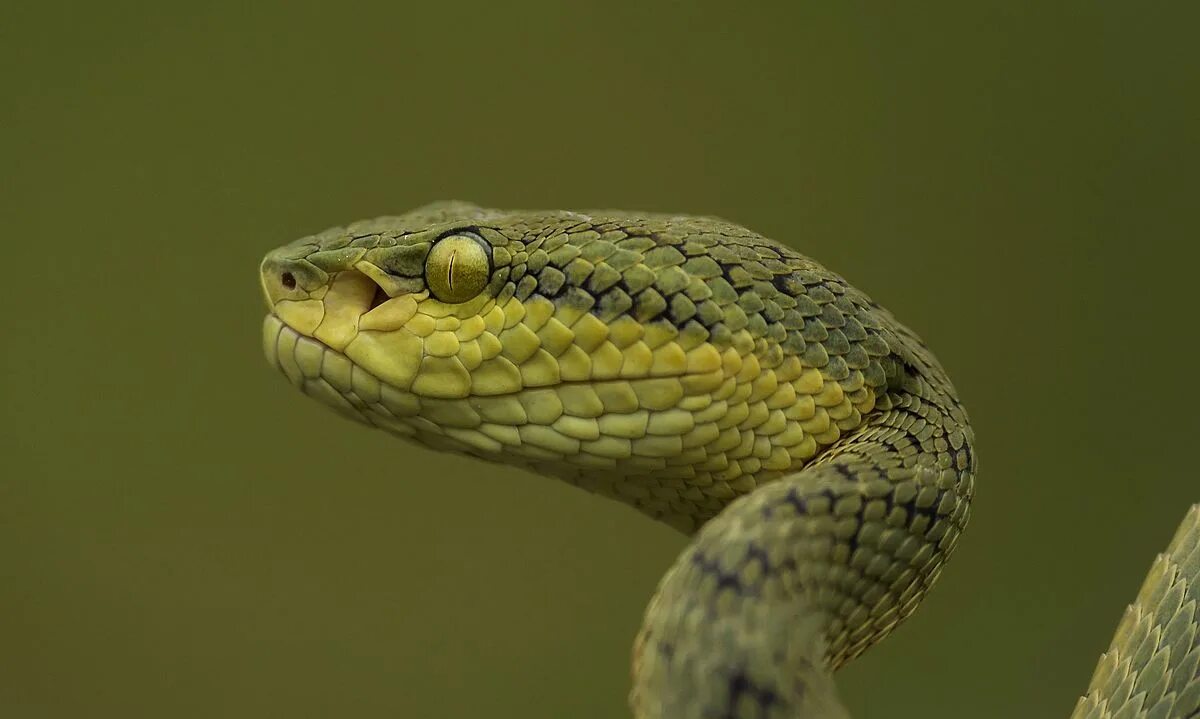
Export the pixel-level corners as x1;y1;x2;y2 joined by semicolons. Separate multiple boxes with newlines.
260;249;403;428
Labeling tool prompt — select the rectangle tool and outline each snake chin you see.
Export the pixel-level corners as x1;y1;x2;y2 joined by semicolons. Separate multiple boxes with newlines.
263;314;375;428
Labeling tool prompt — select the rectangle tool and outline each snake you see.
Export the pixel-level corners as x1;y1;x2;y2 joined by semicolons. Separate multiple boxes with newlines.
259;201;1200;718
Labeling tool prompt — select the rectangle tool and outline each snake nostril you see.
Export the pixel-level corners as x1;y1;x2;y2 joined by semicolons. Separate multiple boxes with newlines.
280;271;296;290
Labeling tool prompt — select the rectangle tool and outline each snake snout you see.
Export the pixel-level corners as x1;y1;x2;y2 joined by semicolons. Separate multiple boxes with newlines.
259;255;306;310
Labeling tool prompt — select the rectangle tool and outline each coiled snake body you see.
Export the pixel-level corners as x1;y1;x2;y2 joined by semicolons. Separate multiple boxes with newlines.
260;202;1199;718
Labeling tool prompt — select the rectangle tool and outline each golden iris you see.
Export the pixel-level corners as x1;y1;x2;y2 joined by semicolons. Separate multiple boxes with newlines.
425;234;490;303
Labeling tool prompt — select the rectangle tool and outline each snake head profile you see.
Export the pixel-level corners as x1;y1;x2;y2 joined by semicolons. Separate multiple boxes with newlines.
260;201;892;531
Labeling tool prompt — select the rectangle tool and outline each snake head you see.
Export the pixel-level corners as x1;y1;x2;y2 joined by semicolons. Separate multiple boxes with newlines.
260;202;514;398
261;202;885;529
261;201;731;401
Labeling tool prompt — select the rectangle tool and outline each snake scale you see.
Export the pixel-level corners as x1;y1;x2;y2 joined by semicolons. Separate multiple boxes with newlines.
260;202;1200;718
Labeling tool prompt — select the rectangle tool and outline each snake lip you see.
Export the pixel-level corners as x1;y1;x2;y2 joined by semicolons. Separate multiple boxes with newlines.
264;310;708;402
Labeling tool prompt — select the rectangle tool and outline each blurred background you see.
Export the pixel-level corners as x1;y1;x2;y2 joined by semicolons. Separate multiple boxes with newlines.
2;2;1196;717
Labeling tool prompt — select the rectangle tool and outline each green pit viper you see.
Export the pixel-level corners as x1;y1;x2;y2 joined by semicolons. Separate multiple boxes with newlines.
260;201;1200;718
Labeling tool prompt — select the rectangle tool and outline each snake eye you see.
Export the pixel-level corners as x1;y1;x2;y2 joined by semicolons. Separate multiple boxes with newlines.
425;233;491;303
280;271;296;290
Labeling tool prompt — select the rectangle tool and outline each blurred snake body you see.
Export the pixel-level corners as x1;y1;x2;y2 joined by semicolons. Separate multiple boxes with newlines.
260;202;1200;718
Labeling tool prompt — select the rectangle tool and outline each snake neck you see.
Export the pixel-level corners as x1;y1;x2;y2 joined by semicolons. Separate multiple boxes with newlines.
632;590;847;719
629;374;973;718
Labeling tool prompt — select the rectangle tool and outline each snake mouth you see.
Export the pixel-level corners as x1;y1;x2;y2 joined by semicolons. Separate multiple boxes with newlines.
261;260;734;474
262;305;737;476
261;267;387;353
262;312;718;418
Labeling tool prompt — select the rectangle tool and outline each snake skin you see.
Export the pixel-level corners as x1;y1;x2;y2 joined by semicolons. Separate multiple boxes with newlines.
259;202;1198;718
1073;506;1200;719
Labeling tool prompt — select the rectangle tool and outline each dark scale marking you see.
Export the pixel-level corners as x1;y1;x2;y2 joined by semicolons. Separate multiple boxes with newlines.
690;549;759;597
720;669;783;719
533;266;567;298
770;486;840;520
744;543;786;574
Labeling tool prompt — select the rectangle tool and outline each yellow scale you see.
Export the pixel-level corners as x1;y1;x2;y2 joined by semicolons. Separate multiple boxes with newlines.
266;254;876;528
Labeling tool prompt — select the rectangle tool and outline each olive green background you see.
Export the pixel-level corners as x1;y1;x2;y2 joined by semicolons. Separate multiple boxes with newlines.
2;2;1196;717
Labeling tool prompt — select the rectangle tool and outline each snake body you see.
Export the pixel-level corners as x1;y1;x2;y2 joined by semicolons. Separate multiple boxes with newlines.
260;202;1200;717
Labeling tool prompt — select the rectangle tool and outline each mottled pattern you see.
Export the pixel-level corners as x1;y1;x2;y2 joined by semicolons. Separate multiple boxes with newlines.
259;202;1196;718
